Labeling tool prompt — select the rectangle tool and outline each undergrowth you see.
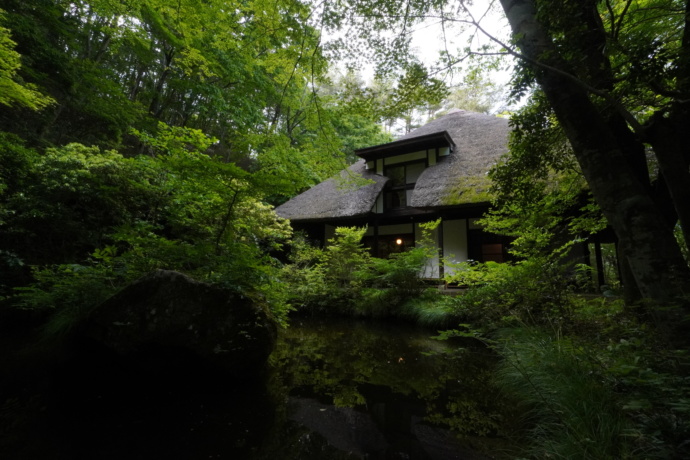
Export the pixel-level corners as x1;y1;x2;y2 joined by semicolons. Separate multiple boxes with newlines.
433;256;690;458
280;224;440;319
495;327;633;459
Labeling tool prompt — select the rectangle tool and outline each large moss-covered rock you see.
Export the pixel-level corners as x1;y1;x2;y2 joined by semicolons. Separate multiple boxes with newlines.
83;269;277;377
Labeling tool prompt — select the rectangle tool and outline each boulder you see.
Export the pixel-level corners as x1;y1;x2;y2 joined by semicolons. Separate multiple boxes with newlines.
82;269;277;378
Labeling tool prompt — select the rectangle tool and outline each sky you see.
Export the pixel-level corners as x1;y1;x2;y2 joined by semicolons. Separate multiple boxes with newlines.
319;1;518;128
407;3;514;86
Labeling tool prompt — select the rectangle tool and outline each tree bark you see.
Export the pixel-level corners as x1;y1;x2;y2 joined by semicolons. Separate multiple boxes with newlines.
499;0;690;309
647;114;690;247
617;238;642;305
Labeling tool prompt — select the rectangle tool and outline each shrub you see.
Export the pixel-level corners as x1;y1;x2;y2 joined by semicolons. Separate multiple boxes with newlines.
281;224;437;317
9;133;294;337
279;227;371;313
495;327;634;459
15;262;125;338
594;327;690;458
441;257;573;330
492;317;690;459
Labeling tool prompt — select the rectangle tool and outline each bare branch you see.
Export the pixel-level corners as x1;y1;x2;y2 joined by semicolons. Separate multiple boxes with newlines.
461;6;645;136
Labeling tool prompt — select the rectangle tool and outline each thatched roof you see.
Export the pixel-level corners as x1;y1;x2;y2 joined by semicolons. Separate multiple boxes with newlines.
274;160;388;221
275;109;510;222
407;109;510;207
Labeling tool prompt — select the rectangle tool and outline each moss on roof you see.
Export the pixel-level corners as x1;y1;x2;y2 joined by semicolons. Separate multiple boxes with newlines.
441;175;494;206
275;109;510;221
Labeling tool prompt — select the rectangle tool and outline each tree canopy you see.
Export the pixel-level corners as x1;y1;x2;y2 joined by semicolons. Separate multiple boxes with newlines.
2;0;690;326
0;0;397;319
315;0;690;313
494;0;690;317
0;0;398;199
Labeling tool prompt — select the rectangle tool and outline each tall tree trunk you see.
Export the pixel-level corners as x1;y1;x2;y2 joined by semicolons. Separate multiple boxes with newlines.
647;115;690;247
149;48;175;118
499;0;690;312
617;238;642;305
647;0;690;249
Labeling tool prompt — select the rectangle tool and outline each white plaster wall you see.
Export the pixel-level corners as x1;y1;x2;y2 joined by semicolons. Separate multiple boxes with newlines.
442;219;468;277
374;193;384;214
384;150;427;166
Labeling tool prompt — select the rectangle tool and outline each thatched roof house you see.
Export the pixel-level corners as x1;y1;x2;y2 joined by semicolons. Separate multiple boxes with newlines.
276;109;513;277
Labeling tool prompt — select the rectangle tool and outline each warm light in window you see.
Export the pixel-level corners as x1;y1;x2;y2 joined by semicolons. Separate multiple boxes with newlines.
395;238;403;245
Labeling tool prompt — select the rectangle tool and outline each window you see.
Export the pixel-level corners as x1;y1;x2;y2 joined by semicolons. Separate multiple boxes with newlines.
468;229;512;263
406;162;425;183
383;160;425;211
363;234;414;258
384;190;407;209
387;165;405;187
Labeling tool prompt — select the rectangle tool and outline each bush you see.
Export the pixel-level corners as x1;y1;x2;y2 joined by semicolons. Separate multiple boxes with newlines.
491;315;690;459
281;225;437;317
593;326;690;458
279;227;370;313
495;327;634;459
15;262;125;338
441;257;574;330
8;132;294;337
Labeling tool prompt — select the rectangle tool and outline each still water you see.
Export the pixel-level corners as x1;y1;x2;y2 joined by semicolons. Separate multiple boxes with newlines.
4;317;515;459
256;317;515;459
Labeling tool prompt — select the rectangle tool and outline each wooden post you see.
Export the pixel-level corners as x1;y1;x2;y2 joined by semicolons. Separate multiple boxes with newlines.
595;242;606;287
438;218;444;279
373;217;380;258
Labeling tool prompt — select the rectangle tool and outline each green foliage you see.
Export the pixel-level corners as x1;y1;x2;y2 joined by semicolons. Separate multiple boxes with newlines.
386;62;449;119
674;222;689;265
131;122;217;156
328;105;393;163
489;300;690;460
358;248;433;317
0;131;36;212
441;257;574;330
2;143;145;264
484;94;607;260
495;327;634;459
322;226;371;290
0;132;38;297
440;68;508;115
5;126;294;335
0;9;53;110
0;0;357;183
353;221;441;316
15;262;125;338
280;227;371;313
0;0;450;207
599;337;690;458
281;224;437;317
445;261;513;288
436;255;690;458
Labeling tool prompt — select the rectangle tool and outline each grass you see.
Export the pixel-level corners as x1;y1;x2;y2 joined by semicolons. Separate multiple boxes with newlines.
494;327;634;459
398;293;463;328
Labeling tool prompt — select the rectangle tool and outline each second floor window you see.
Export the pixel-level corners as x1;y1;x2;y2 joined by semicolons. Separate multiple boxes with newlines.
384;161;425;210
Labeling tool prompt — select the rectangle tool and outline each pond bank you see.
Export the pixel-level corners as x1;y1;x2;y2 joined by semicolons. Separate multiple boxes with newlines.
0;316;519;459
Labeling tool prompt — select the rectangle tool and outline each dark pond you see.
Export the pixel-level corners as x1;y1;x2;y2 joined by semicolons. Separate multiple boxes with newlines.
1;317;516;459
258;317;515;460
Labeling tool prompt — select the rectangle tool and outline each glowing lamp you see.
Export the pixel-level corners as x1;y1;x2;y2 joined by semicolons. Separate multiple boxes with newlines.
395;238;403;245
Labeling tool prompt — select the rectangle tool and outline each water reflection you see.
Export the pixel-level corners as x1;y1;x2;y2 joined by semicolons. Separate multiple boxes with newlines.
2;317;514;459
260;317;514;459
